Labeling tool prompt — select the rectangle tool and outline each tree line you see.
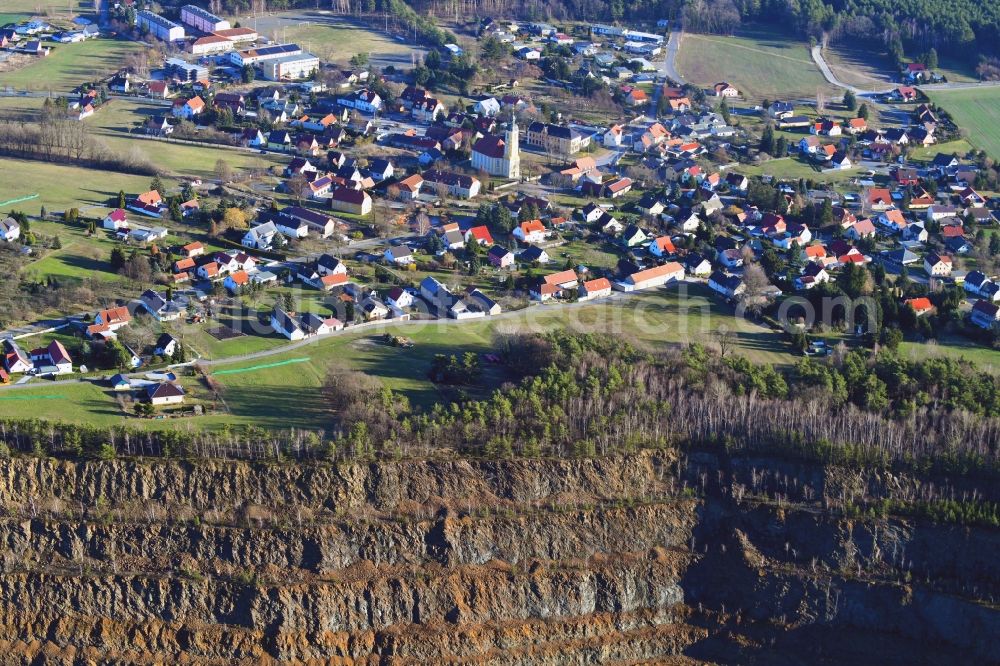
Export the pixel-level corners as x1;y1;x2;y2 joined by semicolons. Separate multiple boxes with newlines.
3;332;998;483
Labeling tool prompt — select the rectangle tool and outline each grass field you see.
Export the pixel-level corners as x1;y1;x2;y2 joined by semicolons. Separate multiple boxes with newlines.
742;156;862;183
926;87;1000;160
677;27;837;103
909;139;974;163
0;157;169;213
236;12;425;68
0;38;142;93
822;45;897;91
0;285;797;429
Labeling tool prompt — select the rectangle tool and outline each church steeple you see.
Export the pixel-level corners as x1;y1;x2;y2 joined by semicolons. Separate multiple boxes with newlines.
504;114;521;179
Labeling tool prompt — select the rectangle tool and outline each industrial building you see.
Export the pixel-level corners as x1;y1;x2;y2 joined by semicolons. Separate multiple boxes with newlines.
136;11;185;41
180;4;230;33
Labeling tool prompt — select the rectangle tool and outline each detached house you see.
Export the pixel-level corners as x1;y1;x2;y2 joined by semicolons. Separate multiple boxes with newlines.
513;219;547;244
488;245;515;268
924;252;952;277
171;95;205;119
971;300;1000;330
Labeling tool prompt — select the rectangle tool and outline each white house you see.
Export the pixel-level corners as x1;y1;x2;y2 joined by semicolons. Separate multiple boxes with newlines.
145;382;185;406
242;221;279;250
0;217;21;242
103;209;129;231
271;307;304;340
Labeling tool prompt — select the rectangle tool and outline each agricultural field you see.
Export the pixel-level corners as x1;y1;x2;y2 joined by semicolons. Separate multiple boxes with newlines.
926;87;1000;160
232;11;426;68
677;27;838;103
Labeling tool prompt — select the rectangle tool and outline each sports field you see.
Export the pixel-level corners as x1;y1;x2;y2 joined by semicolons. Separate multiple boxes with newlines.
236;12;426;68
677;27;838;103
926;87;1000;160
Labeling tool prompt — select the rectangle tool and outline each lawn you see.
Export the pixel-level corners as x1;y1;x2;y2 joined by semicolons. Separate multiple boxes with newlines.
0;38;143;93
908;139;974;163
742;156;862;183
926;87;1000;160
677;26;838;103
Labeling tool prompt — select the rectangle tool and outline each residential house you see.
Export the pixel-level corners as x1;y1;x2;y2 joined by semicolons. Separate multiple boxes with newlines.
620;262;685;291
488;245;515;268
384;245;414;265
329;187;372;216
578;277;613;301
708;271;745;299
465;225;494;246
242;221;280;250
905;297;934;317
29;340;73;375
846;218;877;240
171;95;205;119
155;333;179;357
139;290;183;322
924;252;952;277
684;253;712;277
971;300;1000;330
0;217;20;242
102;209;129;231
421;170;481;199
621;225;648;248
514;219;547;244
223;270;251;293
648;235;676;258
713;82;738;97
386;287;414;310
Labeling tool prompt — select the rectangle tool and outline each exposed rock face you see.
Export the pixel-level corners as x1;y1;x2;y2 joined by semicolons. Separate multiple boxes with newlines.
0;453;994;664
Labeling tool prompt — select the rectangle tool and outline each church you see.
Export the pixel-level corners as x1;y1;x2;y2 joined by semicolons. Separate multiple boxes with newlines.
471;119;520;179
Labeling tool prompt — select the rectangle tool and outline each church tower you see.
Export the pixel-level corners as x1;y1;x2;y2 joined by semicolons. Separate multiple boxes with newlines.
503;117;521;180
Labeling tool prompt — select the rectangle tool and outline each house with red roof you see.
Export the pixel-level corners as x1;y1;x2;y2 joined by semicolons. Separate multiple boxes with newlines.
465;225;494;246
513;219;547;244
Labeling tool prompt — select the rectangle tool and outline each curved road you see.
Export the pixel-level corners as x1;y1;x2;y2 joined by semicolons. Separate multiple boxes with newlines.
811;45;1000;96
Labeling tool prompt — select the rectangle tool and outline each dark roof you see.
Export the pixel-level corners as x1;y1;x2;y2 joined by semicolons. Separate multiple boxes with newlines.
146;382;185;400
421;169;477;188
521;245;547;261
472;134;506;158
526;121;579;140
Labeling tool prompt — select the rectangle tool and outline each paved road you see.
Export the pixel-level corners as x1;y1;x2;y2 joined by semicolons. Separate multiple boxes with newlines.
811;45;1000;96
660;30;685;85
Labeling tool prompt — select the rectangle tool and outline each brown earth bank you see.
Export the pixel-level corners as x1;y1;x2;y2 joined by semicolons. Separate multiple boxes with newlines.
0;452;994;664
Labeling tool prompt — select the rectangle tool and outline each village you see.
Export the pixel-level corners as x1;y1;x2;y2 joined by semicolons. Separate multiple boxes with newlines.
1;4;999;423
